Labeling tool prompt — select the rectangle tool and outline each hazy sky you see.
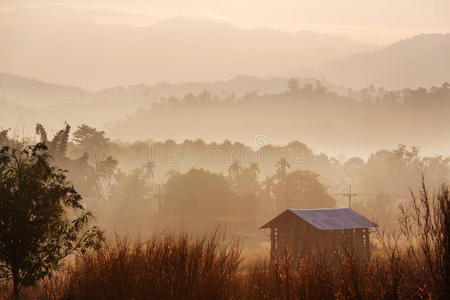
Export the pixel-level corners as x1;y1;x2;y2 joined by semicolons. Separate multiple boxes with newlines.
1;0;449;44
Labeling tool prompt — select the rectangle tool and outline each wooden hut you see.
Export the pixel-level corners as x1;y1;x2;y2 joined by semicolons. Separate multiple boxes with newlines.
260;208;376;260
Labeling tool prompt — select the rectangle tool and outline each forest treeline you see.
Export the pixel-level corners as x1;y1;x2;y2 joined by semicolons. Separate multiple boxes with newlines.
1;121;448;234
149;79;450;108
108;81;450;155
3;75;450;155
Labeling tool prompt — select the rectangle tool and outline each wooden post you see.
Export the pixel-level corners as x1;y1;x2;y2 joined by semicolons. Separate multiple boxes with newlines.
355;229;363;259
364;228;370;260
270;227;275;260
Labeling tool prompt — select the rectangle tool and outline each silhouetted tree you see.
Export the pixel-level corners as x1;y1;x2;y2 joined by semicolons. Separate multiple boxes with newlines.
164;169;230;217
107;168;152;233
278;170;335;209
35;123;71;161
266;159;335;210
276;158;290;180
34;124;47;144
143;161;156;180
227;162;261;217
73;124;109;157
95;156;118;180
228;161;242;180
0;129;23;149
0;129;11;147
287;77;300;93
0;144;103;299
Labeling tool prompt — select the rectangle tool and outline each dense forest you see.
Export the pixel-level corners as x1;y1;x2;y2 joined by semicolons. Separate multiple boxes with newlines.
108;80;450;156
1;119;448;236
2;72;450;158
1;131;449;299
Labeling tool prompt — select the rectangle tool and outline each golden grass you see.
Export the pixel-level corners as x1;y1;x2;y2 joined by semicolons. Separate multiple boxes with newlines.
1;180;448;299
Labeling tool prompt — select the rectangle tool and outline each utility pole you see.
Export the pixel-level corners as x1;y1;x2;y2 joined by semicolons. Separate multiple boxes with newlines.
158;184;161;217
154;184;162;217
343;184;357;208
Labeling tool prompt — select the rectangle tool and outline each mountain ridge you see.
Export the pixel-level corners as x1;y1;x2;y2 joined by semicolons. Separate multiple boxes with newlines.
306;33;450;89
0;6;374;89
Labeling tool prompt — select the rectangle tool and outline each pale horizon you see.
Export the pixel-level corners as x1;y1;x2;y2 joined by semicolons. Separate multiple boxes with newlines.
1;0;449;46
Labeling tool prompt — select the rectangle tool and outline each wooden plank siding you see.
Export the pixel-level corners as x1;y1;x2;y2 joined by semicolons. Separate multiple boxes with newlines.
268;223;371;261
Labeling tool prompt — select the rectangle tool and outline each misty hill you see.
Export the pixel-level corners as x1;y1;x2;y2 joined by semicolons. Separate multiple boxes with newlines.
0;6;373;89
107;83;450;158
0;99;43;134
96;75;310;101
307;34;450;89
0;72;318;106
0;72;303;134
0;73;87;107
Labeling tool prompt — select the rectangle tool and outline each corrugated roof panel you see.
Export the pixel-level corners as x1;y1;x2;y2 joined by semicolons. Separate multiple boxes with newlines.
289;208;376;230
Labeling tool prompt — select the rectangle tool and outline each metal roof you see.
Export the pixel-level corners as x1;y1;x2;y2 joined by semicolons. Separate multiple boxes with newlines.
260;208;376;230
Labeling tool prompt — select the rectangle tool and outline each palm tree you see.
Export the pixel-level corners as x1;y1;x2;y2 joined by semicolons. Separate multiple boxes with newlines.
276;158;290;180
144;161;156;180
228;160;242;179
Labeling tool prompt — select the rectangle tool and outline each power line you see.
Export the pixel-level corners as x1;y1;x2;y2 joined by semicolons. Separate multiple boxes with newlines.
357;193;411;199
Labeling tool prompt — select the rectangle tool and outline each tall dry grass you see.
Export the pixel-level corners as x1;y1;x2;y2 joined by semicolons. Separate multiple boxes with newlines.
47;231;241;300
1;179;449;299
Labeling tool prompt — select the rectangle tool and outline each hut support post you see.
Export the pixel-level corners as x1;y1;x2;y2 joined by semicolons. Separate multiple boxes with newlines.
363;228;370;260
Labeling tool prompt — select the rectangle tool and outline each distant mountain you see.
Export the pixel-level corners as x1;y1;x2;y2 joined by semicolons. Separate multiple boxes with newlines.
0;72;318;106
306;34;450;89
0;72;294;133
0;6;374;89
0;99;42;134
0;73;87;107
95;75;297;101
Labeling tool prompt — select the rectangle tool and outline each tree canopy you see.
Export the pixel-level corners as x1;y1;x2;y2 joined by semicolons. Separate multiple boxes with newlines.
164;168;230;217
0;144;103;299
